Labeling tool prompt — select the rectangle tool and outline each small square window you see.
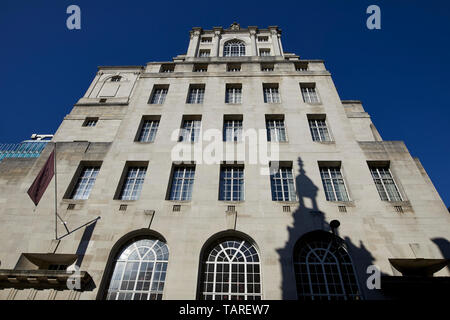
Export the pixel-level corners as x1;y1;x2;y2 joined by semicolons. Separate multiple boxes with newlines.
199;50;210;57
227;64;241;72
160;64;175;73
82;118;98;127
257;36;269;42
295;62;308;71
261;63;274;72
259;49;271;56
193;64;208;72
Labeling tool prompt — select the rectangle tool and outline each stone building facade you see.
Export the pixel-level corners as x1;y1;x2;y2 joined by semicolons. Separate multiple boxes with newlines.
0;23;449;300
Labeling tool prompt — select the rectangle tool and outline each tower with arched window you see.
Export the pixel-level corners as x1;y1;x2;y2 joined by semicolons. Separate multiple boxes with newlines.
0;23;449;302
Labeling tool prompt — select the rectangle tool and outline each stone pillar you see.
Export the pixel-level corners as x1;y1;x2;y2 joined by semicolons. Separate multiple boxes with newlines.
187;27;202;57
212;27;222;57
248;26;258;56
269;26;281;56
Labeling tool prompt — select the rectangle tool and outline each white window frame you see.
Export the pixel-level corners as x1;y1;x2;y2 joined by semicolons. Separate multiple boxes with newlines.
71;166;100;200
266;119;287;142
301;85;320;104
201;239;262;300
187;86;205;104
119;167;147;201
169;166;195;201
263;86;280;103
225;86;242;104
319;166;350;202
370;167;403;202
223;40;246;57
106;239;169;300
308;119;332;142
138;120;159;143
150;87;168;104
270;166;296;201
219;166;244;201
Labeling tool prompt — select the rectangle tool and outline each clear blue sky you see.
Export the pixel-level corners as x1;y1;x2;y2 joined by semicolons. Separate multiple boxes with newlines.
0;0;449;207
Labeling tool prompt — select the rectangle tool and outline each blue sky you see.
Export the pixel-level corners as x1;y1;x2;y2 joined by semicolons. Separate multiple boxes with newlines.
0;0;449;206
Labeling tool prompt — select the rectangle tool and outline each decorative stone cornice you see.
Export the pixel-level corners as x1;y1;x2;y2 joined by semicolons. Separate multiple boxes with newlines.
248;26;258;35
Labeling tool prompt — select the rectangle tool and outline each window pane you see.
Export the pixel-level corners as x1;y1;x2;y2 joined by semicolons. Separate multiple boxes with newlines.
200;239;261;300
119;167;147;200
106;239;169;300
169;167;195;200
71;166;100;200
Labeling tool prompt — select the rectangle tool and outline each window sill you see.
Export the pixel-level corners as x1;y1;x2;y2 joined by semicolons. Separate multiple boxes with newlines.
328;200;355;207
313;141;335;145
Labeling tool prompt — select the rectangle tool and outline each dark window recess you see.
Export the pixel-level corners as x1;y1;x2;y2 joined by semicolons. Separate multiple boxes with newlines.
338;206;347;213
119;204;128;211
173;205;181;212
283;205;291;213
67;203;76;210
227;205;236;212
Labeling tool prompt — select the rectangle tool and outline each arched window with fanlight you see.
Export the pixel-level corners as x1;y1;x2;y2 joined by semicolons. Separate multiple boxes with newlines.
199;238;262;300
293;232;361;300
105;238;169;300
223;40;246;57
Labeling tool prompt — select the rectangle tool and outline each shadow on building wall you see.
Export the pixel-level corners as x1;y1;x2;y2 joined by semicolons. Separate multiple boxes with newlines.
432;238;450;272
276;157;386;300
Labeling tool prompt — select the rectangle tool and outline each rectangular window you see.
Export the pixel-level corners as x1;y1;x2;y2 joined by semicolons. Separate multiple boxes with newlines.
308;115;331;142
320;166;349;201
159;64;174;73
219;166;244;201
82;118;98;127
193;64;208;72
225;84;242;104
369;165;402;201
187;85;205;104
261;63;274;72
71;166;100;200
137;118;159;142
266;115;287;142
270;165;296;201
119;166;147;200
199;49;210;57
180;117;201;142
201;37;212;43
263;84;280;103
260;49;271;56
168;166;195;201
223;117;243;142
301;83;320;104
295;62;308;71
227;63;241;72
149;85;168;104
257;36;268;42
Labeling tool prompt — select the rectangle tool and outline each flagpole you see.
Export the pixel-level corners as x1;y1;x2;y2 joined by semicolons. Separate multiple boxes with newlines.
54;142;58;240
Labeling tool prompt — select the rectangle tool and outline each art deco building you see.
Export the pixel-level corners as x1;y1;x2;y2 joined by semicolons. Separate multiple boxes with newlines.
0;23;449;300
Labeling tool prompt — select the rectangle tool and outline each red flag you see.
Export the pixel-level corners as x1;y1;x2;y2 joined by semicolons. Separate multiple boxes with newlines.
27;150;55;206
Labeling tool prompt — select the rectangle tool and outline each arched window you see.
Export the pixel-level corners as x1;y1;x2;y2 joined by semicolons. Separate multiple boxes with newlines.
293;234;361;300
109;75;122;82
106;238;169;300
199;238;261;300
223;40;246;57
